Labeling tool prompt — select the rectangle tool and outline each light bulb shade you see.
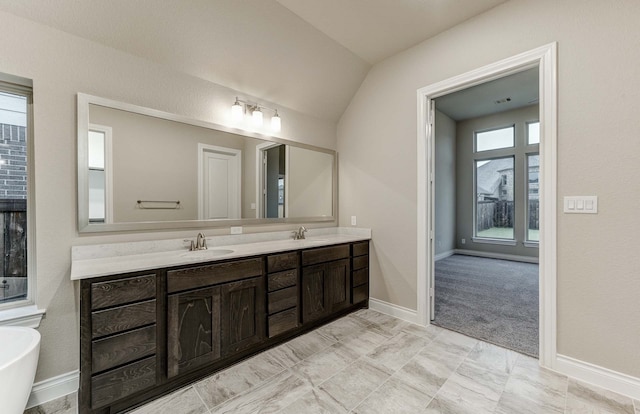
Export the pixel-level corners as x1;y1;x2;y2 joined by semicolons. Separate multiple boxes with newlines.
231;101;243;122
252;107;263;126
271;112;281;132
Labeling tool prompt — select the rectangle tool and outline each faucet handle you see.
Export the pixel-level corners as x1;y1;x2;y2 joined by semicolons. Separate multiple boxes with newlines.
189;240;196;251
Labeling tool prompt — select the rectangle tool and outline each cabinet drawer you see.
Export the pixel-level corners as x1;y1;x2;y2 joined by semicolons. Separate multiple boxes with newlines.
167;258;263;294
302;244;349;266
352;284;369;304
268;307;299;338
92;300;156;339
353;268;369;288
267;269;297;292
352;255;369;271
352;241;369;257
91;274;156;310
268;286;298;314
267;252;298;273
92;325;156;374
91;356;156;409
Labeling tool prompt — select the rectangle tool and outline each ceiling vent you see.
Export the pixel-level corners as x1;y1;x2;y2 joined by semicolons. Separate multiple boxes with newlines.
495;97;512;104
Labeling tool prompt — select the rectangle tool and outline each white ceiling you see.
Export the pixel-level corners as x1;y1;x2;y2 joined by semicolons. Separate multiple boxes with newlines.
435;67;539;121
0;0;508;122
275;0;507;64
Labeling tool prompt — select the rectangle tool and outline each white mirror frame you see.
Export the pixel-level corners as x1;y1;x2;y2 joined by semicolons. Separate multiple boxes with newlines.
77;93;337;233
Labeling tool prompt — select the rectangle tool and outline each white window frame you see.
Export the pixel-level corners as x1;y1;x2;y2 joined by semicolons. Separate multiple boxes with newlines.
0;73;45;327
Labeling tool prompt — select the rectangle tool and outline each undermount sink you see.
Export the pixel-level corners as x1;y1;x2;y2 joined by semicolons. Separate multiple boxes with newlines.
298;239;329;245
179;249;235;258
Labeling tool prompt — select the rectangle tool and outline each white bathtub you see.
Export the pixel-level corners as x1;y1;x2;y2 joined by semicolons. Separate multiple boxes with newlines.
0;326;41;414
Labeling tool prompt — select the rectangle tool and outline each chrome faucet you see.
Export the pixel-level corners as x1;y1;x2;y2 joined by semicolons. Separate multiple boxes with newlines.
292;226;308;240
196;232;208;250
186;232;208;251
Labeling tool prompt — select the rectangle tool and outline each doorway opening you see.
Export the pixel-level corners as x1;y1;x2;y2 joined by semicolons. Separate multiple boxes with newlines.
431;67;540;357
256;142;288;218
416;43;557;367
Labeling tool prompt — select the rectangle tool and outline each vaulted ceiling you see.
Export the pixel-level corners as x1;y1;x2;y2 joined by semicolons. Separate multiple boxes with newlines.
0;0;507;121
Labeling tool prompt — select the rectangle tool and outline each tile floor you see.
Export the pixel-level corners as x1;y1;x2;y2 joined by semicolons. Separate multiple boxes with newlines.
25;309;640;413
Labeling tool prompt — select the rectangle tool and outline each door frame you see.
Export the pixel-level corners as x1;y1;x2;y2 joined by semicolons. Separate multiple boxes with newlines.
416;43;557;368
197;143;242;220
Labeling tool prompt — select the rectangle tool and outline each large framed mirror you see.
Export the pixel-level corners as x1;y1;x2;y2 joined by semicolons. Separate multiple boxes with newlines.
77;93;337;233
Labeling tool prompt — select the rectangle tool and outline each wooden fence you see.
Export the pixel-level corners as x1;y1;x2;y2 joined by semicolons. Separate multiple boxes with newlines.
0;199;27;279
477;200;540;231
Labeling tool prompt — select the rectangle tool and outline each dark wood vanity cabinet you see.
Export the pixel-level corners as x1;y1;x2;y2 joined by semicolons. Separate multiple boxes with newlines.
266;252;300;338
80;272;160;412
166;258;264;378
351;241;370;304
80;240;369;414
301;244;351;324
166;285;222;378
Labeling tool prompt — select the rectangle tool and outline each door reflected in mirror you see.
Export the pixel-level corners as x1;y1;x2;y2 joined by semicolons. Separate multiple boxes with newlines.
77;94;336;232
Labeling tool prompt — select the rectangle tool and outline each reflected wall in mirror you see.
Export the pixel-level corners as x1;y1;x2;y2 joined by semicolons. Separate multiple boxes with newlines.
77;94;336;232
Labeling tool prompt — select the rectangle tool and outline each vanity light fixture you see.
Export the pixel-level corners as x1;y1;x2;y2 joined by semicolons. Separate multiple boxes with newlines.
230;97;282;132
271;109;281;132
231;98;243;122
251;106;263;126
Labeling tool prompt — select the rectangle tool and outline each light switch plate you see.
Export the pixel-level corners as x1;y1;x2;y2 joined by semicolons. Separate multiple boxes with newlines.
564;196;598;214
230;226;243;234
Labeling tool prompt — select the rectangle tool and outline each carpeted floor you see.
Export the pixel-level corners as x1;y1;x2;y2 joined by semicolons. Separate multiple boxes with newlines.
433;254;539;357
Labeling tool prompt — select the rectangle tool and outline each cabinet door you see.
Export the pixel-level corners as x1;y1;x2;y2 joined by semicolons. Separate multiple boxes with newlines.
327;258;351;312
167;286;222;378
301;263;328;323
221;277;266;355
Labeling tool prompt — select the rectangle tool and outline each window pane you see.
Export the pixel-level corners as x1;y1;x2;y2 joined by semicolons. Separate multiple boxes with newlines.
88;169;106;222
0;88;28;305
88;130;105;169
528;121;540;145
527;154;540;241
476;126;514;152
0;92;27;127
476;157;514;239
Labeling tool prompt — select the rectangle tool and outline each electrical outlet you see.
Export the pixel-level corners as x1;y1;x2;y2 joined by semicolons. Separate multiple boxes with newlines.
230;226;243;235
351;216;357;226
250;203;256;210
461;238;466;244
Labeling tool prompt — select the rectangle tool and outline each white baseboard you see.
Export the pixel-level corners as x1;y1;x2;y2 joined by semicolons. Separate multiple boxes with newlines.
368;298;420;325
434;250;455;261
26;370;79;409
556;354;640;400
454;249;539;264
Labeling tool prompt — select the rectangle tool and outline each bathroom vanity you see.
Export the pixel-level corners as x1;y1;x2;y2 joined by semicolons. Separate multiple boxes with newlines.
73;231;370;413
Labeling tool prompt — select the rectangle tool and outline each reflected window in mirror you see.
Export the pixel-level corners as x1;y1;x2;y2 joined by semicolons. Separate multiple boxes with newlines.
87;124;112;223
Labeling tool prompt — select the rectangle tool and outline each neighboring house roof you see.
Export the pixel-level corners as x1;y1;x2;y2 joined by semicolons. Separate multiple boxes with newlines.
477;157;512;195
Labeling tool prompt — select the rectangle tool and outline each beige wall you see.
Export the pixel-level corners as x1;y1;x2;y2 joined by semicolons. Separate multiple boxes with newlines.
455;104;539;258
0;11;337;382
338;0;640;377
288;146;334;218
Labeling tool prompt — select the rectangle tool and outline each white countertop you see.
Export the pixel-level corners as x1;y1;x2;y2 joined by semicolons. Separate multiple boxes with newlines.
71;228;371;280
